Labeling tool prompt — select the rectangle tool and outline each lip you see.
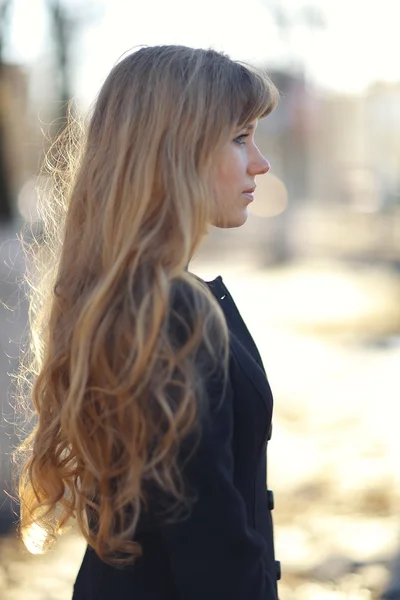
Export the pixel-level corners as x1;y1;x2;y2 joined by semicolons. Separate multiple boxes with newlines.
242;192;254;202
242;187;255;202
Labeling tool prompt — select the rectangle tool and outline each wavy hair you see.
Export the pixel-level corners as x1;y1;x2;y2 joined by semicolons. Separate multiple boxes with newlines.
14;45;278;565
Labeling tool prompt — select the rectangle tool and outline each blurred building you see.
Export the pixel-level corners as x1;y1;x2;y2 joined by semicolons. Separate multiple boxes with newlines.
0;64;30;197
366;81;400;206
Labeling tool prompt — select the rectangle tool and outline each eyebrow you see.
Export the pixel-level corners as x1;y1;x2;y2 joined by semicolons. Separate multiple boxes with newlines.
245;123;255;130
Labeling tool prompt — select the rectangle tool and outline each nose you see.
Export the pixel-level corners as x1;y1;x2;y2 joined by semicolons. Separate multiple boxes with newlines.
249;149;270;176
259;158;271;175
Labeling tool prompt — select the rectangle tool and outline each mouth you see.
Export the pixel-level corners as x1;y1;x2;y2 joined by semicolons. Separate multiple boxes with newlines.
242;187;256;202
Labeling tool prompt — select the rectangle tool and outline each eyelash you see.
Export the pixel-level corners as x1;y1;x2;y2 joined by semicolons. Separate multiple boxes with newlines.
233;134;249;145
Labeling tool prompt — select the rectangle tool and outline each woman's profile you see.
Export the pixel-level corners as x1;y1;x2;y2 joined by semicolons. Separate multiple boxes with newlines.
15;45;280;599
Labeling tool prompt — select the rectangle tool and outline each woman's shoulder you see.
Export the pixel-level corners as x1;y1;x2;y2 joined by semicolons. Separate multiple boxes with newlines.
168;274;229;385
168;274;214;329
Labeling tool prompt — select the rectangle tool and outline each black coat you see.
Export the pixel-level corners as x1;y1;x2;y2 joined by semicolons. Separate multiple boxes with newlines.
72;274;279;599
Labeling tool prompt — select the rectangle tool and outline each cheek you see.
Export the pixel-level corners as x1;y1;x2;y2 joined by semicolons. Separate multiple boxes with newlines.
211;145;246;209
215;161;241;196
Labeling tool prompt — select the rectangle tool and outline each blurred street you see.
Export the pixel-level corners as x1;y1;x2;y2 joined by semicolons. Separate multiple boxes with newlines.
1;223;400;599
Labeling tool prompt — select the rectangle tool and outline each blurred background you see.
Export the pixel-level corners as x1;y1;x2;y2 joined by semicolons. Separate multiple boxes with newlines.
0;0;399;598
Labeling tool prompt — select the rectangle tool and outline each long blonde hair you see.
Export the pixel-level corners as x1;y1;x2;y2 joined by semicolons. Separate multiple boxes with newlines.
14;45;278;565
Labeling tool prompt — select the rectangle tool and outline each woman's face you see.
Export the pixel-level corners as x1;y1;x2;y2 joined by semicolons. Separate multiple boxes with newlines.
211;119;270;228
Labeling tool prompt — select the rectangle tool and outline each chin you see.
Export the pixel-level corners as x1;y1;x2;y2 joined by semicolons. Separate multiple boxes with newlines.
226;210;249;228
210;209;248;229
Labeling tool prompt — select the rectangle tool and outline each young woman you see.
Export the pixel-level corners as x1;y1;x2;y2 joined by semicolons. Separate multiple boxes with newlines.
16;45;280;599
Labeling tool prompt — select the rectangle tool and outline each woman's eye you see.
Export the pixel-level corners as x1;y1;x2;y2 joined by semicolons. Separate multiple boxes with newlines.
233;134;249;145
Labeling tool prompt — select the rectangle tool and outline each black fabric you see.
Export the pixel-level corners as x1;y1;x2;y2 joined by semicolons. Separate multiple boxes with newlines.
72;275;278;599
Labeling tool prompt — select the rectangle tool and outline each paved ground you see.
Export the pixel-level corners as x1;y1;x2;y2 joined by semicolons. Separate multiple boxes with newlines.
1;223;400;599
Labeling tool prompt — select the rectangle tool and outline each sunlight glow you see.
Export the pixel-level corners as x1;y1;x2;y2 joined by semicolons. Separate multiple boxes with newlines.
23;521;48;555
249;173;289;218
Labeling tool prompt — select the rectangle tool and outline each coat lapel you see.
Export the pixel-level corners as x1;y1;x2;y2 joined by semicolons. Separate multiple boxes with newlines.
204;276;272;407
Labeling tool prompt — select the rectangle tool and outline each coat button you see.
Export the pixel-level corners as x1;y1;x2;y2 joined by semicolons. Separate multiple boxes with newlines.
267;489;274;510
267;423;273;441
275;560;281;580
